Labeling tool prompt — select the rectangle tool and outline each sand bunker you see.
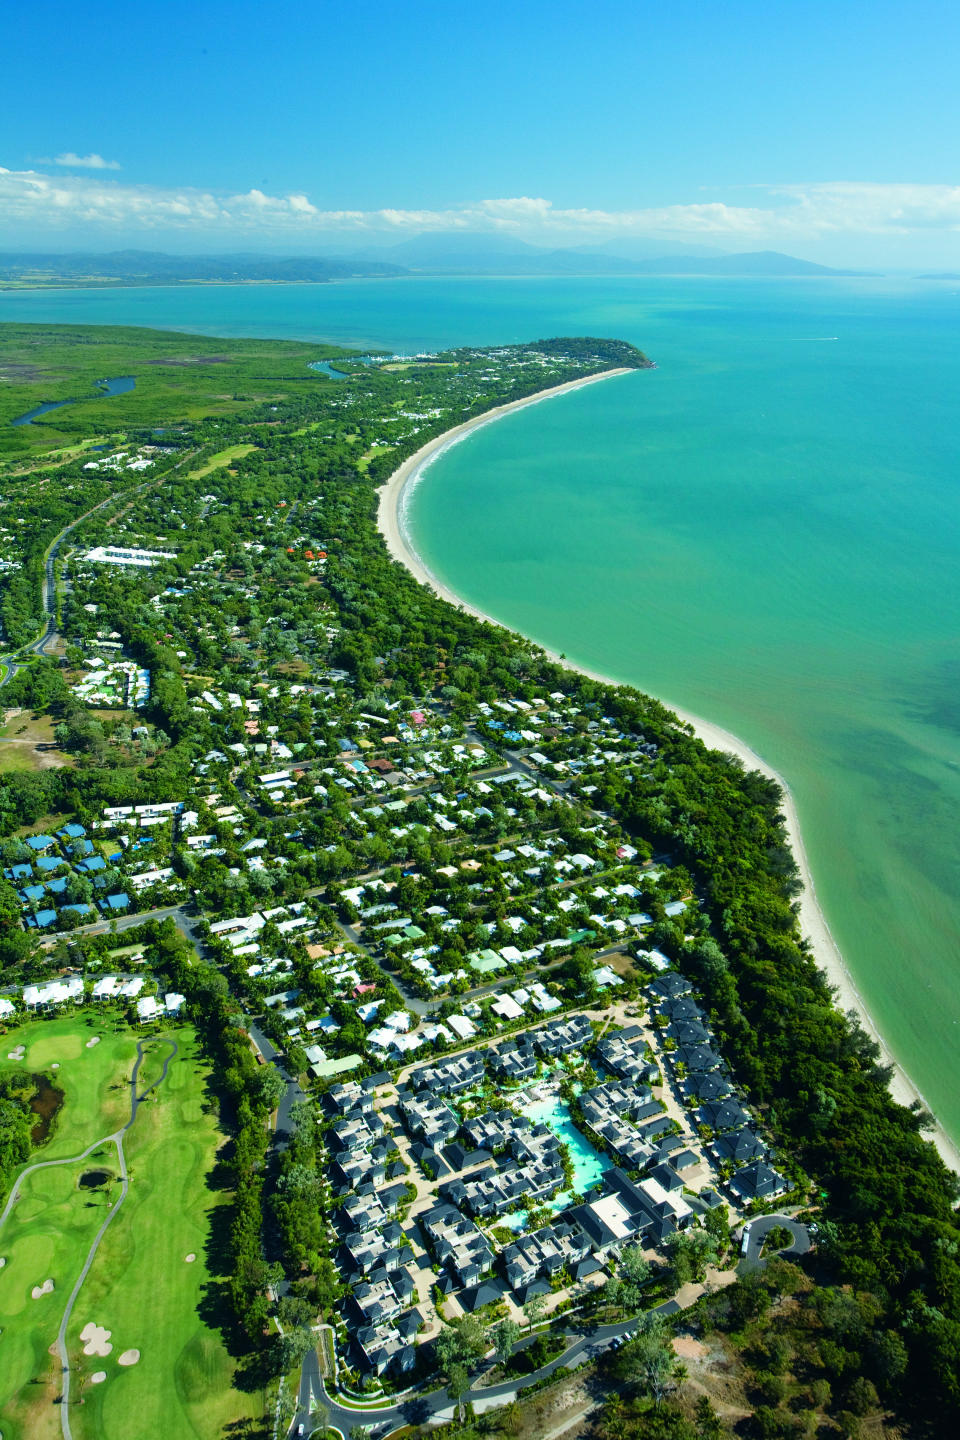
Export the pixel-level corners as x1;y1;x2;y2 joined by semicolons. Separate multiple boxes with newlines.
7;1047;25;1060
90;1371;107;1385
184;1253;196;1263
118;1349;140;1366
80;1322;112;1357
31;1278;55;1299
85;1037;101;1049
50;1063;59;1070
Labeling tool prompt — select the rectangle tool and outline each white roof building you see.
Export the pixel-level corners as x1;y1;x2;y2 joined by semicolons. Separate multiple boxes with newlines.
23;976;84;1008
84;545;176;568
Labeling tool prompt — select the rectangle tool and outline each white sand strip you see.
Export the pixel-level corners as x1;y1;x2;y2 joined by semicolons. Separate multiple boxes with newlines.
377;371;960;1176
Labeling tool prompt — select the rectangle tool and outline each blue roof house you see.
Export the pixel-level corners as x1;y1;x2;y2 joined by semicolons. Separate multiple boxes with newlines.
59;824;87;840
26;834;56;852
102;893;130;912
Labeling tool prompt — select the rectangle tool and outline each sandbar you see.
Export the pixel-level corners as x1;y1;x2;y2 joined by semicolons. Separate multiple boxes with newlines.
377;368;960;1175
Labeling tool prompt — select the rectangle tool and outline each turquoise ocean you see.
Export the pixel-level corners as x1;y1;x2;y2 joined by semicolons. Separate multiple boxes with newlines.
3;276;959;1143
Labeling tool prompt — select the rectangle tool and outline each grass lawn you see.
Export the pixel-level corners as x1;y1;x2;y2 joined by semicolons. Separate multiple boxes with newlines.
186;443;256;480
0;1015;266;1439
0;712;72;774
0;1013;139;1158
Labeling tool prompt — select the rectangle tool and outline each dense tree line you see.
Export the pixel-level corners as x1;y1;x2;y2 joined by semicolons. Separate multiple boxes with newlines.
0;1070;37;1199
145;920;278;1343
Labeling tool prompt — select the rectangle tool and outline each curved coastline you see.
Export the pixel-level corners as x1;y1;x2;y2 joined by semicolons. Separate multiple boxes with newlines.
377;369;960;1176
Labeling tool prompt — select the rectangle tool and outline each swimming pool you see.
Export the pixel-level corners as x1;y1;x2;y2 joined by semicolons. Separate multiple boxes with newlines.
526;1096;612;1197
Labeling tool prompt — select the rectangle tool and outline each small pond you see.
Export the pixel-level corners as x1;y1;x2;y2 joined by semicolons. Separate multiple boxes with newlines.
29;1073;64;1144
79;1169;112;1189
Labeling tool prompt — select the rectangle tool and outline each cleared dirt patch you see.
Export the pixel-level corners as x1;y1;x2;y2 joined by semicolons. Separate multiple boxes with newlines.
673;1335;709;1360
144;356;230;366
0;363;45;381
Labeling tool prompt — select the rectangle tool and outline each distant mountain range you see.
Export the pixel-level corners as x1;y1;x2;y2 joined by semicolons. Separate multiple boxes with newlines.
0;249;407;286
351;233;870;277
0;243;874;288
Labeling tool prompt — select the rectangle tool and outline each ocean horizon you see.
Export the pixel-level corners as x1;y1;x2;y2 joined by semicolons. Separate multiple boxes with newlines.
4;274;960;1146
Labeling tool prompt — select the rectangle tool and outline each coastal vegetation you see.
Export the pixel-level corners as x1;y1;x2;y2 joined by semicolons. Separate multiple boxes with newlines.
0;321;957;1436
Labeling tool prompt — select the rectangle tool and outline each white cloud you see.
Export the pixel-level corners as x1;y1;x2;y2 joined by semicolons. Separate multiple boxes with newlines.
3;165;960;252
49;152;122;171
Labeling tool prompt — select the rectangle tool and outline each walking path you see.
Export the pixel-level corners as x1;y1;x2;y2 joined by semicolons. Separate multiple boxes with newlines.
0;1037;178;1439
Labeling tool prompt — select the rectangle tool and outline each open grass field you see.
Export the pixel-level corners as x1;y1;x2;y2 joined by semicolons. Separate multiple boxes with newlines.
186;443;256;481
0;711;72;773
0;1014;267;1439
0;323;356;457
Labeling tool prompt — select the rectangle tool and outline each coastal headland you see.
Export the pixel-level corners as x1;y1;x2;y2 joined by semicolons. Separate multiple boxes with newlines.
377;367;960;1176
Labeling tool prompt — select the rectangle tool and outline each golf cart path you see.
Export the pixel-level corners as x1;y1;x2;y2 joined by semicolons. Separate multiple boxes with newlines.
0;1036;178;1439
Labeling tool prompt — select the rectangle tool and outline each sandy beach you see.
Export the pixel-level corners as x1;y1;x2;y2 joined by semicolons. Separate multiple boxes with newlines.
377;367;960;1175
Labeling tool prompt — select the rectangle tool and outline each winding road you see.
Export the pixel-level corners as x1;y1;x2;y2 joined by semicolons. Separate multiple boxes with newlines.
0;451;196;684
291;1205;811;1438
0;1036;178;1439
292;1302;684;1437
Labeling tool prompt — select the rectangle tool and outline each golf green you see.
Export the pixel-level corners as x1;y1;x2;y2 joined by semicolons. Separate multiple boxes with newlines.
0;1015;266;1438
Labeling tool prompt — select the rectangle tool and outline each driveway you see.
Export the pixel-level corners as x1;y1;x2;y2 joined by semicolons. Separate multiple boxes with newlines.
739;1214;811;1271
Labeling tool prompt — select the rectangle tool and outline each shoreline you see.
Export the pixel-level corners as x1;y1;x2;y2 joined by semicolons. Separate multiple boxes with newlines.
377;369;960;1176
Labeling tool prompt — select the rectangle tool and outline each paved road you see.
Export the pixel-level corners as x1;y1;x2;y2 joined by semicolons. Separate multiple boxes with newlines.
739;1214;811;1272
248;1020;307;1148
52;902;202;944
291;1299;682;1436
0;452;195;683
0;1036;179;1440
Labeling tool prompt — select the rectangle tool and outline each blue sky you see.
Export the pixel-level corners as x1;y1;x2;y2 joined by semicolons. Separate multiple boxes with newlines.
4;0;960;266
